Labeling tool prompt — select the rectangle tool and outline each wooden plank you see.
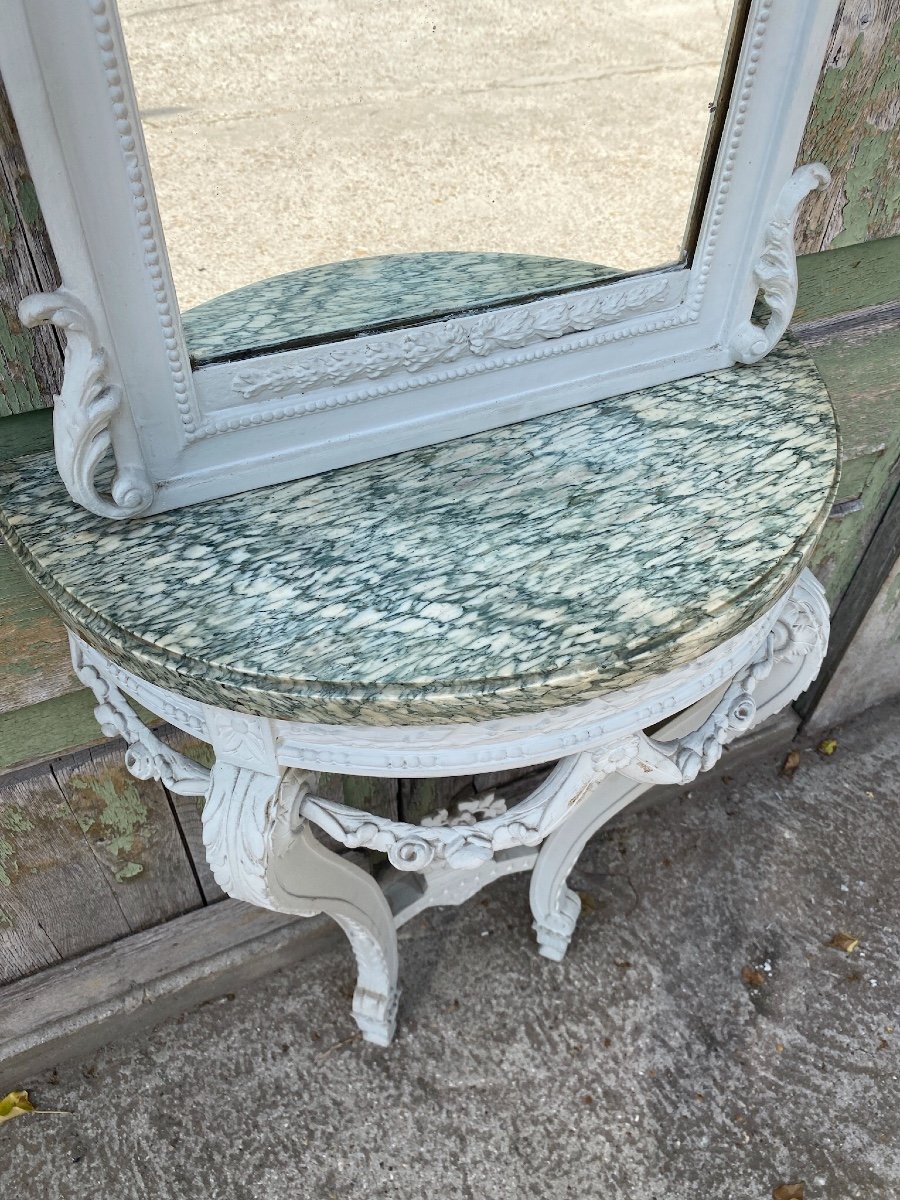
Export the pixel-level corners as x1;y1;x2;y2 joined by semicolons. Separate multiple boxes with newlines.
804;551;900;733
0;690;109;775
50;744;202;933
0;689;166;776
0;897;337;1090
802;319;900;607
0;407;53;462
155;727;222;902
800;472;900;724
0;547;77;711
0;77;62;417
795;238;900;324
796;3;899;253
0;766;132;985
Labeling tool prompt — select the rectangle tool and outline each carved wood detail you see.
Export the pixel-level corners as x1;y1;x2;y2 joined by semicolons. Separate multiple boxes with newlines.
18;290;153;519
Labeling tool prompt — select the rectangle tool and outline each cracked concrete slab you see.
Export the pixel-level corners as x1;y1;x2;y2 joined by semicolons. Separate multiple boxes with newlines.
3;696;900;1198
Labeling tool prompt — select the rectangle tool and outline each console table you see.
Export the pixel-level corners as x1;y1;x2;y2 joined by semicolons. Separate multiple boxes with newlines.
0;337;839;1046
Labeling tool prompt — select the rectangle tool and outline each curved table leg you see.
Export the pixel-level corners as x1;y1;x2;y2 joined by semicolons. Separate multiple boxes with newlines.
531;571;830;961
530;772;651;961
203;763;399;1046
270;819;400;1048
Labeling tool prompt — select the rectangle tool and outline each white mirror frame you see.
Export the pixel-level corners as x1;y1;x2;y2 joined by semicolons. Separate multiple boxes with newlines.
1;0;838;519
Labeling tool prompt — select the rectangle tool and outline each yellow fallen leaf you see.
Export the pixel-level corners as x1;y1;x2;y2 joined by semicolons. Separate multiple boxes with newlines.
828;931;859;954
0;1090;34;1124
0;1089;69;1125
818;738;838;756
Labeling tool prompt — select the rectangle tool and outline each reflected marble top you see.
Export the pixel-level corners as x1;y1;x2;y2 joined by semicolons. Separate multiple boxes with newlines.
183;252;619;365
0;339;838;726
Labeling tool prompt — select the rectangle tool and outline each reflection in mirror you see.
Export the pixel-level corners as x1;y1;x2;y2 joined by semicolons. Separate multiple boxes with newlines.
120;0;738;364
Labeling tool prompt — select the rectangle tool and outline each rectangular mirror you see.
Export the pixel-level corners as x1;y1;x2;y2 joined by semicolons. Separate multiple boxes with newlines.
119;0;741;364
0;0;837;518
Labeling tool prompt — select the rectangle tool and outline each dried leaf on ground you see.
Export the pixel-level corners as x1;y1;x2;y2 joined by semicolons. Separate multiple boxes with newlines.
741;965;766;989
828;931;859;954
781;750;801;778
818;738;838;756
772;1183;805;1200
0;1090;34;1125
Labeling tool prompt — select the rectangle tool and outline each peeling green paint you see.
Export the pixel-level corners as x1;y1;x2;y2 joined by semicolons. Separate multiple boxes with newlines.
0;837;15;887
115;861;144;882
72;772;150;871
800;22;900;250
833;126;900;249
0;807;34;887
15;177;41;227
0;809;34;836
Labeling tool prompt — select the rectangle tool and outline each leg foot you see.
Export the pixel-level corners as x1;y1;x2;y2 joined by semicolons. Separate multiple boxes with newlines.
533;887;582;961
202;764;400;1045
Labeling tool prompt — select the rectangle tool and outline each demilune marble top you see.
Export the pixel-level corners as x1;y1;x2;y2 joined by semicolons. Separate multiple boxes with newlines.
182;252;621;365
0;339;838;726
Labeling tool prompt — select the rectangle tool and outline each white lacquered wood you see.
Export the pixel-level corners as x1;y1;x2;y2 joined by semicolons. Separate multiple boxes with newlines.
0;0;838;515
67;569;828;1044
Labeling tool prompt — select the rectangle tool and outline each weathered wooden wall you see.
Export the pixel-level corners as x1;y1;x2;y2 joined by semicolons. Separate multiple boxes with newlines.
0;84;60;417
796;2;899;253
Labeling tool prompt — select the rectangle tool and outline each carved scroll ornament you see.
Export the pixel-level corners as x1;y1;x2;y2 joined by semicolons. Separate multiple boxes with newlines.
730;163;831;364
18;289;153;519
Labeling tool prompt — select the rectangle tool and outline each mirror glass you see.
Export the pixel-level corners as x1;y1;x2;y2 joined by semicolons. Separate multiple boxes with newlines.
119;0;740;365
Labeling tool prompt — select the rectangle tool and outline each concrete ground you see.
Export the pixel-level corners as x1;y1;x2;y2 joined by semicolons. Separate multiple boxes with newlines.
3;697;900;1198
118;0;732;310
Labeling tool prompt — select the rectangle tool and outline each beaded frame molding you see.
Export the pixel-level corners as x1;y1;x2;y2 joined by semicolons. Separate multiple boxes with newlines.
1;0;837;518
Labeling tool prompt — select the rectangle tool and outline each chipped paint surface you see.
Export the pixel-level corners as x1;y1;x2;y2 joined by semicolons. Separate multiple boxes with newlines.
0;807;33;887
71;769;150;880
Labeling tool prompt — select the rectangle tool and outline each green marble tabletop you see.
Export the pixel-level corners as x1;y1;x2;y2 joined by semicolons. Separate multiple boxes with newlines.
0;339;839;726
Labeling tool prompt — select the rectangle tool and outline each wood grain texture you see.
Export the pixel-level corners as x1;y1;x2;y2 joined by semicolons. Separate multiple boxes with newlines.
0;897;332;1091
0;546;77;711
0;766;132;984
795;238;900;322
156;727;223;902
0;77;61;417
50;744;202;933
0;690;108;775
796;2;900;253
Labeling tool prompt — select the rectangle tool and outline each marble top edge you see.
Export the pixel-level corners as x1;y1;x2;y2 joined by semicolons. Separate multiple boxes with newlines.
0;339;840;725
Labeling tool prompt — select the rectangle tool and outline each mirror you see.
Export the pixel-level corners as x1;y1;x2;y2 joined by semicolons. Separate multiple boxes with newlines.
119;0;740;365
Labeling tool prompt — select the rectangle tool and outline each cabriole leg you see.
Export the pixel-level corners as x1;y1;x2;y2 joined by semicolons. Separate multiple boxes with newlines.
531;570;830;961
203;763;399;1046
530;772;652;961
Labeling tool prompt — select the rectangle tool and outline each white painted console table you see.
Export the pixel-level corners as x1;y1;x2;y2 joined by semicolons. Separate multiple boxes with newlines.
0;338;838;1046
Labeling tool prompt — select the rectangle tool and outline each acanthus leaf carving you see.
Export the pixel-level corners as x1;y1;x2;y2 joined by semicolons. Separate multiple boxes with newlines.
230;276;672;405
18;289;153;519
201;762;284;907
730;163;831;364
